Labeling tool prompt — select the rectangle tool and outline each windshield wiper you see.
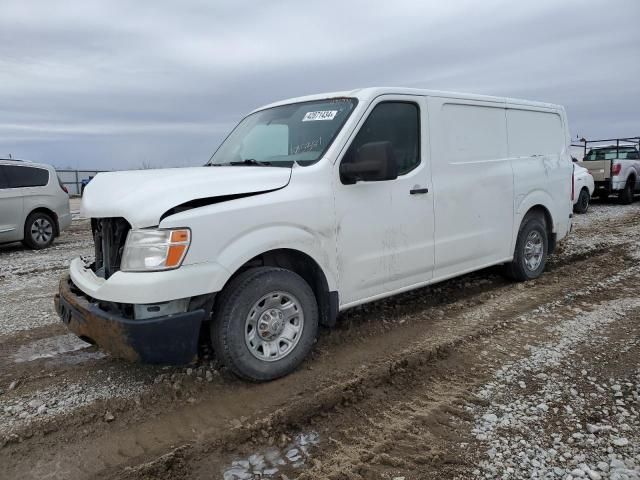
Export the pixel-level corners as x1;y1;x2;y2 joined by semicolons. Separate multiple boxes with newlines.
229;159;272;166
206;159;292;167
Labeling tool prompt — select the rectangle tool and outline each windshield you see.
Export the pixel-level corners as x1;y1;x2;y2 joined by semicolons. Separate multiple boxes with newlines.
584;147;639;161
208;98;357;167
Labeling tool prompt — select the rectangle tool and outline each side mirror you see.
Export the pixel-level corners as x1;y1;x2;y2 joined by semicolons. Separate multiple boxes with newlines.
340;141;398;184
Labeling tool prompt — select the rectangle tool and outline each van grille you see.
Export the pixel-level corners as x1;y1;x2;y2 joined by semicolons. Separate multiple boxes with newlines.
91;218;130;279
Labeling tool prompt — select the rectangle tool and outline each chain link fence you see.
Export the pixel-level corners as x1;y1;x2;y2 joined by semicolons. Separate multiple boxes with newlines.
56;169;108;196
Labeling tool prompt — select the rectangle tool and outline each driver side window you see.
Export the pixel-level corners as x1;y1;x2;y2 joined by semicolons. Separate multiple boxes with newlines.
341;101;420;183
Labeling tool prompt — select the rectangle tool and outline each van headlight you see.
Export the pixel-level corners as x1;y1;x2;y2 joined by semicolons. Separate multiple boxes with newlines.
120;228;191;272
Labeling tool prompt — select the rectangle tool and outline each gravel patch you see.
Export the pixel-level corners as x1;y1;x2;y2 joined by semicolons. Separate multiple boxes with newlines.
469;297;640;479
557;202;640;260
0;224;92;336
0;375;145;441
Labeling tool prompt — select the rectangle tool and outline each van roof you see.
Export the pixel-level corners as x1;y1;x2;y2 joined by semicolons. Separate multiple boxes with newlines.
0;158;52;170
0;157;31;163
253;87;564;113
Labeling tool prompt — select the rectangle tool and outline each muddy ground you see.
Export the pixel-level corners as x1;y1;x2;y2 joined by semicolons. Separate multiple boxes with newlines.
1;198;639;480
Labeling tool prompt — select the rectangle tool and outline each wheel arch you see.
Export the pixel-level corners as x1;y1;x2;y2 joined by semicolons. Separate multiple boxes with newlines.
218;248;339;328
515;201;555;255
25;207;60;236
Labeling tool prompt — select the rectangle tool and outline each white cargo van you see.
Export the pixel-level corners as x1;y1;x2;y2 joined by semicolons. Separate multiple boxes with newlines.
55;88;573;381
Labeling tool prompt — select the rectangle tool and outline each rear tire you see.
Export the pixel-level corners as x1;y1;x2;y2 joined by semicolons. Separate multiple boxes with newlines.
22;212;55;249
618;178;634;205
504;212;548;282
573;188;590;214
212;267;319;382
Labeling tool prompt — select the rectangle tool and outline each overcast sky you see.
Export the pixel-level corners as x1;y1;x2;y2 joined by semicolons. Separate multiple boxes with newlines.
1;0;639;170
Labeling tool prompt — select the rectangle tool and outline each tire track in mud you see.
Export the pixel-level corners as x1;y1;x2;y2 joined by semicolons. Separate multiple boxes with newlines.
0;243;625;434
1;203;636;396
1;204;639;480
87;244;638;479
183;253;640;480
275;273;640;480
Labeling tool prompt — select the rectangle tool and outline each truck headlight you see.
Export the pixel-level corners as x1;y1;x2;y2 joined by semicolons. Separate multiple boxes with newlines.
120;228;191;272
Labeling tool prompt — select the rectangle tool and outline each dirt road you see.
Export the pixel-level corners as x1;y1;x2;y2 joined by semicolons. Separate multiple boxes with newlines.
1;200;639;480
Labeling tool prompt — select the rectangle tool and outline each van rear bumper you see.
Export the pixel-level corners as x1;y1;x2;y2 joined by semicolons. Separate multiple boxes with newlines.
55;275;204;364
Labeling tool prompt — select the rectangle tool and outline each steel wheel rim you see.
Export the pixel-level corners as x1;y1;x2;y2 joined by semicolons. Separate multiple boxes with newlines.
245;291;304;362
523;230;544;271
31;218;53;245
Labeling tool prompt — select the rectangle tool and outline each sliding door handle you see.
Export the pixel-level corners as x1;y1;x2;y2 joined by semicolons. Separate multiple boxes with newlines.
410;187;429;195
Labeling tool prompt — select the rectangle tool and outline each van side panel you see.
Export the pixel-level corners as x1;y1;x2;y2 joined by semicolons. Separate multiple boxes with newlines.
506;107;572;245
428;97;514;279
0;187;24;243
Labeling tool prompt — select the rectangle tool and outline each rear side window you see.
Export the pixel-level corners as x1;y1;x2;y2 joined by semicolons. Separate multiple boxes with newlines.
3;165;49;188
343;102;420;175
507;109;564;157
442;103;507;163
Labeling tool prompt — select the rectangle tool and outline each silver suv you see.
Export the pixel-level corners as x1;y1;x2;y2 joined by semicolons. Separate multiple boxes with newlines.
0;159;71;249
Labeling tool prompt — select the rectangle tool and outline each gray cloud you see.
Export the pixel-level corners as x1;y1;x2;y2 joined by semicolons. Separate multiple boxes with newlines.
1;0;638;169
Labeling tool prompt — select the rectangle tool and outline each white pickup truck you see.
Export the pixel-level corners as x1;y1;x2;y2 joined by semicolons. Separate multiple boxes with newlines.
577;138;640;203
572;163;595;214
55;87;573;381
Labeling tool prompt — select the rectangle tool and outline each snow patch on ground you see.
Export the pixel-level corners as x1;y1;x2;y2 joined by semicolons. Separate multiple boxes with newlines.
222;432;320;480
12;334;93;363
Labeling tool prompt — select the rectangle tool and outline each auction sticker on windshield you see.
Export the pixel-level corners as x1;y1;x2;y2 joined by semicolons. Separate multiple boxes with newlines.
302;110;338;121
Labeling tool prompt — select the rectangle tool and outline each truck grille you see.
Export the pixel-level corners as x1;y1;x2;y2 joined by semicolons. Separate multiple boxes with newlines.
91;218;131;279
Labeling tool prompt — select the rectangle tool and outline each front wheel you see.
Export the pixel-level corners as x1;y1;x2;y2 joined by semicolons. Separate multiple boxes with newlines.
573;188;590;214
212;267;319;381
23;212;55;249
504;213;548;282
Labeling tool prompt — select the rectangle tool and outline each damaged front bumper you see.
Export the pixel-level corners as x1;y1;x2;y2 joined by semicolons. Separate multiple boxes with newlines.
54;275;205;364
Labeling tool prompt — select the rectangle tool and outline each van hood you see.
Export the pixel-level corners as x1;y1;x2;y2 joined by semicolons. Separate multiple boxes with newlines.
81;166;292;228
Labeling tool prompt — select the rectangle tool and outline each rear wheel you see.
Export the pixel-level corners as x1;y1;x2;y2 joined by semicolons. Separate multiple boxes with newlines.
22;212;55;249
573;188;590;214
212;267;319;381
618;178;635;204
504;212;548;282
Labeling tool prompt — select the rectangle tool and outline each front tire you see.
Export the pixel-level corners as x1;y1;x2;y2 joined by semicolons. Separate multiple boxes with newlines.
23;212;55;249
573;188;590;214
212;267;319;381
504;213;548;282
